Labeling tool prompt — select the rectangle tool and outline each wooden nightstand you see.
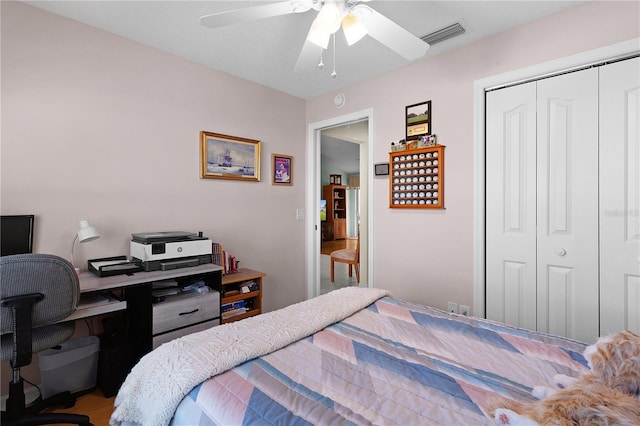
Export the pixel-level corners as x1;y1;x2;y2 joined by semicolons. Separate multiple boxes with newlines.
219;268;265;323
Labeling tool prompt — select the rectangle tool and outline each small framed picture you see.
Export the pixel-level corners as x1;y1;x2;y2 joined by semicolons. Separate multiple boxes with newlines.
272;154;293;186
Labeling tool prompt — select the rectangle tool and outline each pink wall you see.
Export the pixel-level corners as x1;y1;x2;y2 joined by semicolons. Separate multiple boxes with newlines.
306;1;640;311
1;2;308;314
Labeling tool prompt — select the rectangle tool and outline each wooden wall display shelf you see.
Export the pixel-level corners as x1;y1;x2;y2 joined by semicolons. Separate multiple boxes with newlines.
389;145;445;209
323;184;347;240
219;268;265;323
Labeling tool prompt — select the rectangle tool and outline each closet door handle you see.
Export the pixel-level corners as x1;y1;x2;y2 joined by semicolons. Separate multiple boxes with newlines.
179;308;199;316
555;248;567;256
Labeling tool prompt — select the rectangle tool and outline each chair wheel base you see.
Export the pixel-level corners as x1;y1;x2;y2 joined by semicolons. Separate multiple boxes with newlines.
1;411;92;426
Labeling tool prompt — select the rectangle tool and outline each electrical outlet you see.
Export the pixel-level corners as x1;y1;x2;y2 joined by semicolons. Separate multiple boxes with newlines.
459;305;471;316
447;302;458;314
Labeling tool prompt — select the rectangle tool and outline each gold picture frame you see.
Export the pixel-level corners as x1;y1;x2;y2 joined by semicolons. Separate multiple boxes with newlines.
200;131;261;181
272;154;293;186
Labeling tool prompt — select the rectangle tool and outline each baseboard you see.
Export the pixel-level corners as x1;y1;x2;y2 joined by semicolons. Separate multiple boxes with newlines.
0;386;40;411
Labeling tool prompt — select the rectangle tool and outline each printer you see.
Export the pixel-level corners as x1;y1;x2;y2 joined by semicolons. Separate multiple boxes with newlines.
130;231;212;271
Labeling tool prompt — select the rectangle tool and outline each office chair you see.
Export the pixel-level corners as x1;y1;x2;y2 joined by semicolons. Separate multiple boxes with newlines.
1;253;92;426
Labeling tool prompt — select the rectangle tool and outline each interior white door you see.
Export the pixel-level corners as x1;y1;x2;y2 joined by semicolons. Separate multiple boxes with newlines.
599;57;640;335
485;82;537;329
536;68;599;343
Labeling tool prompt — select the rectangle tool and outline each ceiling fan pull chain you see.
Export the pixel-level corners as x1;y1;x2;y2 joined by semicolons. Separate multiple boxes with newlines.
331;33;337;78
318;51;325;69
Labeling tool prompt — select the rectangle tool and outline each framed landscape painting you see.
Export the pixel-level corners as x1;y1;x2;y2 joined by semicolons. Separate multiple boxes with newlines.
200;131;261;181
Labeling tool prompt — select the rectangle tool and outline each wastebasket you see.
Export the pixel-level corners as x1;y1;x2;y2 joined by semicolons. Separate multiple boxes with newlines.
38;335;100;399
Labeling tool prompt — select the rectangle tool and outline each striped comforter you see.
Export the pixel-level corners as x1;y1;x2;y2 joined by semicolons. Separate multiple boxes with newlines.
171;297;588;425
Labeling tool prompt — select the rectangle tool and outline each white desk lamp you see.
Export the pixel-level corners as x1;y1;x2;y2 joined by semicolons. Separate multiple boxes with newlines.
71;219;100;271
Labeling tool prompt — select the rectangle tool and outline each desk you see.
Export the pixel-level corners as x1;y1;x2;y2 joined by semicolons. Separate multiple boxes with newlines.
72;263;223;363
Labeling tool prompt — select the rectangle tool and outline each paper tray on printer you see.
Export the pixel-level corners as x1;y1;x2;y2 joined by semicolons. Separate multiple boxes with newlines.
131;231;199;243
88;256;142;277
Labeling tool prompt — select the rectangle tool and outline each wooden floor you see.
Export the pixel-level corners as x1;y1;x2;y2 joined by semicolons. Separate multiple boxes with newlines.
47;389;114;426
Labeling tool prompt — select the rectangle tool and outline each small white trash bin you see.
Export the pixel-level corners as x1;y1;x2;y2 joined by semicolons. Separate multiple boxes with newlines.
38;335;100;399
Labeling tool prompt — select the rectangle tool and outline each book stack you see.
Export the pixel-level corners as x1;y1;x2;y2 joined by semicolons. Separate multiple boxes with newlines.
211;242;223;267
211;242;239;275
221;299;247;320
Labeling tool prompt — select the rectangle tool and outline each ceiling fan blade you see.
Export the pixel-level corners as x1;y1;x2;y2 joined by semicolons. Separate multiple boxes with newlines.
294;39;324;73
353;4;429;61
200;1;312;28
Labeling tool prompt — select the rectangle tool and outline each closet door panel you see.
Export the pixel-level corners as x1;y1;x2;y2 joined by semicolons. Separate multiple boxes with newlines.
486;82;537;328
536;68;599;343
545;265;574;338
599;57;640;335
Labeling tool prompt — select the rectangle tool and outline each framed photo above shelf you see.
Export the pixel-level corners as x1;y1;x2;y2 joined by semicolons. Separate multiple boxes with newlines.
406;100;431;141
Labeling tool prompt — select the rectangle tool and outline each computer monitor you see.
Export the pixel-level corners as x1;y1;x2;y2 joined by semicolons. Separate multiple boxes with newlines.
1;215;35;256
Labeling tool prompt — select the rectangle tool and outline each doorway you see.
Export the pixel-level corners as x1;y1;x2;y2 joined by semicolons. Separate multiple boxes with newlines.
306;109;374;300
319;123;363;293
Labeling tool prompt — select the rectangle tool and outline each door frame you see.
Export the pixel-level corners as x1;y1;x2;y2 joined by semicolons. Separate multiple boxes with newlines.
306;108;374;299
473;38;639;318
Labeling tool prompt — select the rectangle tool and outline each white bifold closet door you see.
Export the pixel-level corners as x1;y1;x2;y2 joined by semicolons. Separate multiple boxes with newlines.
535;69;600;342
485;82;538;332
599;58;640;336
486;68;599;343
486;57;640;343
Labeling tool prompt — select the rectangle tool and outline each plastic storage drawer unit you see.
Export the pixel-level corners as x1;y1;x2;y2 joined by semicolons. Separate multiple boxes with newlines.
38;335;100;398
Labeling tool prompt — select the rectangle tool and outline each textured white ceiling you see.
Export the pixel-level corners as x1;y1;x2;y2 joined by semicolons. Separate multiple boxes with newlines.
23;1;584;100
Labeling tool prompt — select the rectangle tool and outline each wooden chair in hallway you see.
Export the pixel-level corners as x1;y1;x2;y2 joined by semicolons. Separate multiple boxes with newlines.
330;234;359;283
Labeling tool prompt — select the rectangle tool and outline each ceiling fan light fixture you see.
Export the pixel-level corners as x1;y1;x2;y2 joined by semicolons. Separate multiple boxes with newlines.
342;13;367;46
316;1;342;34
307;17;331;49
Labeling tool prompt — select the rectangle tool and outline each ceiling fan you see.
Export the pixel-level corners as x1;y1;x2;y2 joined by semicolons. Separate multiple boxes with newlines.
199;0;430;73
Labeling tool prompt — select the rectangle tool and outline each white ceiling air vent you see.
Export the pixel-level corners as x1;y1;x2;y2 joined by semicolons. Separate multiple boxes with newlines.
421;23;466;45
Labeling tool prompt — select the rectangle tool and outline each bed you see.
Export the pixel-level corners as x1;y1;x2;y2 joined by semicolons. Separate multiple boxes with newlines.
110;287;588;426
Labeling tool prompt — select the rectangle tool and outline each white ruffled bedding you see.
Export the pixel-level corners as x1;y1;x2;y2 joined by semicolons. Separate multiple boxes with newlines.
110;286;390;426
